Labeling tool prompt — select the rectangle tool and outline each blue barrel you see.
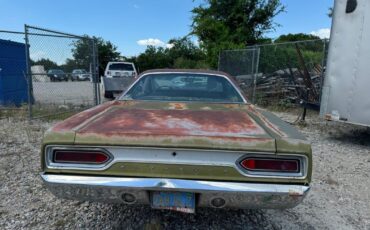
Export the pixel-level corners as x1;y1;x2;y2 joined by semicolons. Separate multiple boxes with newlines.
0;39;29;106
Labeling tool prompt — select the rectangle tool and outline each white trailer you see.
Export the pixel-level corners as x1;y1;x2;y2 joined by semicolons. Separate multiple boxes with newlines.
320;0;370;127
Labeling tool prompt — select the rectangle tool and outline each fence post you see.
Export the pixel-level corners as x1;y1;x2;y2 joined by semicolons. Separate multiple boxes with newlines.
94;39;101;104
250;48;256;102
91;38;98;106
252;47;260;104
217;51;222;71
24;25;33;120
319;39;328;103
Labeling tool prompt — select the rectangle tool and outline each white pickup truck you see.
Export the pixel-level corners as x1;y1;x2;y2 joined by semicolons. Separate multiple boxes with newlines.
102;62;138;98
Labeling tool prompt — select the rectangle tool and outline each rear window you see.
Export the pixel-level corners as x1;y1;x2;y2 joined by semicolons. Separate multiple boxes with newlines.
108;63;134;71
121;73;244;103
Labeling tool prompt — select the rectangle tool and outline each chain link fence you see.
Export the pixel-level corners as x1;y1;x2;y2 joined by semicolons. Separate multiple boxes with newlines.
0;25;100;120
218;49;259;100
219;39;329;107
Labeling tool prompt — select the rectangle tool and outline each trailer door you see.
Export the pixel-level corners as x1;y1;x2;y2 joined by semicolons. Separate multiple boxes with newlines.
320;0;370;127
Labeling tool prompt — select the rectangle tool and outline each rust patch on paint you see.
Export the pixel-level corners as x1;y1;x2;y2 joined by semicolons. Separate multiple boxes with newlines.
168;103;187;110
77;108;267;138
75;132;276;152
224;104;239;109
52;101;119;132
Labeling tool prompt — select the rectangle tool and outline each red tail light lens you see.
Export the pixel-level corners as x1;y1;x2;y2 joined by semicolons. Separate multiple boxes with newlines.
53;150;109;164
240;158;299;173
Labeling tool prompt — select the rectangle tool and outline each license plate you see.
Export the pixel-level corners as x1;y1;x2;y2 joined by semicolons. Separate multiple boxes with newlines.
151;191;195;213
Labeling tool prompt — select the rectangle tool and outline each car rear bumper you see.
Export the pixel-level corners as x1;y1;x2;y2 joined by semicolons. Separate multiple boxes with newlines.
41;173;310;209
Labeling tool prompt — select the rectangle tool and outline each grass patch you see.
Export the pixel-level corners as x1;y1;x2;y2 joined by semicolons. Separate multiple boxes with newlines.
0;103;93;121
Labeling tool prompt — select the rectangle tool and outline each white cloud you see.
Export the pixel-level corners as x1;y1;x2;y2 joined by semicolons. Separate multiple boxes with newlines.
310;28;331;39
166;43;174;49
137;38;165;47
30;50;47;60
137;38;174;49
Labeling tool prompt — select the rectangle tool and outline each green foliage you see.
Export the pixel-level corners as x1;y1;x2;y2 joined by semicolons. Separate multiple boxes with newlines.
191;0;284;67
129;37;208;72
134;46;171;71
258;41;325;74
275;33;320;43
70;36;121;75
31;58;58;71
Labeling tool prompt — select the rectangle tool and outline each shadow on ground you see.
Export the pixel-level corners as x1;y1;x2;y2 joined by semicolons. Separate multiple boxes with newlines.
103;205;280;230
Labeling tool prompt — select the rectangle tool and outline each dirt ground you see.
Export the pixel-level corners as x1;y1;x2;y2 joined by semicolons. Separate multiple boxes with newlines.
0;110;369;230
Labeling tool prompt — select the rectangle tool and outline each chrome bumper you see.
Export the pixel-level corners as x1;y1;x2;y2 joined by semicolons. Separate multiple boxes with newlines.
41;174;310;209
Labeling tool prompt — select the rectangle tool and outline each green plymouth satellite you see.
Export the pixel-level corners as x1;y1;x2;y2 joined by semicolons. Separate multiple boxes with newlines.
41;69;311;213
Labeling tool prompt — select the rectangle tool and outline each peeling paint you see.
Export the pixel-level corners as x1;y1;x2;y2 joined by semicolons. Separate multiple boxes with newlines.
168;103;188;110
77;108;267;138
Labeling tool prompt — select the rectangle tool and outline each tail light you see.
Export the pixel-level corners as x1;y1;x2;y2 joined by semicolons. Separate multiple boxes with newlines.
240;158;299;173
53;150;110;164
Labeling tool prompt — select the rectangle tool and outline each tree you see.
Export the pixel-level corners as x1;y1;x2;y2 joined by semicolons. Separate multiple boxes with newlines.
134;46;171;72
275;33;320;43
71;36;121;76
130;37;208;72
31;58;58;71
167;37;208;69
258;33;325;74
191;0;284;67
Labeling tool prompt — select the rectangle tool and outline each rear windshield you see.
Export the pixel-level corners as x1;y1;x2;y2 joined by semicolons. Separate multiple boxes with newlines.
121;73;244;103
109;63;134;71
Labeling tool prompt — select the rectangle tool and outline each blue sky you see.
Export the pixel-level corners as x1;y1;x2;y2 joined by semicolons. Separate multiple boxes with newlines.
0;0;334;57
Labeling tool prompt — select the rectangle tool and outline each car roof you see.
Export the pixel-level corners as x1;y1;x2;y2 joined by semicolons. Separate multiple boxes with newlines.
139;69;235;81
108;62;134;65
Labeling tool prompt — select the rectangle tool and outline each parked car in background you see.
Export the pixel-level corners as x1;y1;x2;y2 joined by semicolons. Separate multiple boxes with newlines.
71;69;91;81
104;62;137;78
41;69;312;213
47;69;67;82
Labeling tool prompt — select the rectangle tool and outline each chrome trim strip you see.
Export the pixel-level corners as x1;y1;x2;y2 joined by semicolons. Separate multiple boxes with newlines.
41;174;309;194
118;71;248;103
44;145;308;179
41;174;310;209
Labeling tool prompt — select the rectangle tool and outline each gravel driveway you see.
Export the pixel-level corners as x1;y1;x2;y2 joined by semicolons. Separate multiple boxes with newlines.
0;111;369;229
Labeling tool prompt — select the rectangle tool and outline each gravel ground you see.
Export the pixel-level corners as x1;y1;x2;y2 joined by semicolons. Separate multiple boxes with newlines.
0;111;369;230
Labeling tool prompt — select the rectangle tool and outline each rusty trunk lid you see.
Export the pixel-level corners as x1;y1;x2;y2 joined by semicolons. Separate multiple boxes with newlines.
50;101;277;152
